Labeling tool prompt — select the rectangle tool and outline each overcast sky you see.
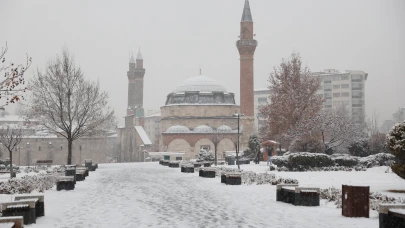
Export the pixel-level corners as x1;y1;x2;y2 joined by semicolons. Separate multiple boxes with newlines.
1;0;404;125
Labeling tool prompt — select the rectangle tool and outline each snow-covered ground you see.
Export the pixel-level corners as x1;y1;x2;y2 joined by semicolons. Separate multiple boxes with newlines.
2;162;405;228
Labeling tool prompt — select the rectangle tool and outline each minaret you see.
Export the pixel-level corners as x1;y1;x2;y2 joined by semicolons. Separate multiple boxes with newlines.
236;0;257;117
127;48;145;117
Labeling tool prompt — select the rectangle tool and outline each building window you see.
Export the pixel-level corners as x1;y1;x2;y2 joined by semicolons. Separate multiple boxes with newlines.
333;85;340;89
342;92;350;97
341;75;349;80
333;93;340;97
258;97;267;103
39;146;41;151
332;75;340;81
352;83;363;90
60;146;63;150
352;75;363;82
341;84;349;89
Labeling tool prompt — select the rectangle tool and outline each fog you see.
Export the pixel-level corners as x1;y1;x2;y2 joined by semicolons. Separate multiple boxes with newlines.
1;0;404;125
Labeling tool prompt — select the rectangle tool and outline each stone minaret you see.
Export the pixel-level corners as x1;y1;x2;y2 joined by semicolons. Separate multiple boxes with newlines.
236;0;257;117
127;49;145;117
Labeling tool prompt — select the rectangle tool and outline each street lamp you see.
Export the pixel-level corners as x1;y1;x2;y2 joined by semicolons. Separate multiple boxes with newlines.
233;113;244;170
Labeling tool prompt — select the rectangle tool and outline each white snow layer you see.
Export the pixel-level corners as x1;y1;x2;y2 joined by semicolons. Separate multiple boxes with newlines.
3;163;405;227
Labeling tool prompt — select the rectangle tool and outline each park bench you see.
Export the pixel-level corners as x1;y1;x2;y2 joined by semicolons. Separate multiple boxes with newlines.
56;176;75;191
0;170;10;175
76;167;89;177
84;159;95;171
1;200;37;225
0;216;24;228
276;184;320;206
161;160;170;166
13;194;44;217
379;204;405;228
220;173;242;185
75;169;86;181
65;165;76;184
35;160;52;167
168;161;180;168
199;168;216;178
181;164;194;173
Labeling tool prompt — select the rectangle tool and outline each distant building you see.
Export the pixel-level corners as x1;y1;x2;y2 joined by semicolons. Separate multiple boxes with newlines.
380;119;395;133
254;88;271;133
312;69;368;125
393;107;405;124
144;113;161;145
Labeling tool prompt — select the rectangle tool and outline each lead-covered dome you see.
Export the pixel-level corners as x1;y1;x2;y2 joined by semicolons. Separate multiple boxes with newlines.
165;75;236;106
165;125;191;133
217;125;233;133
173;75;227;93
193;125;214;133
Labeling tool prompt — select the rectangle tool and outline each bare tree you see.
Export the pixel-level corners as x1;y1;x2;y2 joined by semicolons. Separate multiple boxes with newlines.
260;52;322;147
0;43;31;106
28;49;115;165
367;110;380;136
0;125;22;178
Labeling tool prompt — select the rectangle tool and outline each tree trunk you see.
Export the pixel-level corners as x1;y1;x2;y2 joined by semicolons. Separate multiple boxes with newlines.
9;150;13;178
67;139;73;165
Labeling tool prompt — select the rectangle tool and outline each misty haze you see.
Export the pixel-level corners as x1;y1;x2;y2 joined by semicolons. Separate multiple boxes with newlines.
0;0;404;227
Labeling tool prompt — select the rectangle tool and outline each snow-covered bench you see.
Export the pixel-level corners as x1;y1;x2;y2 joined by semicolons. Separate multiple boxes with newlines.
379;204;405;228
199;168;216;178
65;165;76;184
76;167;89;177
225;173;242;185
169;161;180;168
1;200;37;225
161;160;170;166
56;176;75;191
181;164;194;173
276;184;320;206
75;169;87;181
13;194;45;217
0;216;24;228
35;160;52;167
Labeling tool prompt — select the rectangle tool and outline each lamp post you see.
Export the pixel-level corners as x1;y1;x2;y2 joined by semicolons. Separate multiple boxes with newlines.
140;144;144;162
18;147;21;166
233;113;244;170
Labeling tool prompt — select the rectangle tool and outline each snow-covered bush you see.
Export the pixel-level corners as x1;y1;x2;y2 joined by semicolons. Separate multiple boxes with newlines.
196;149;214;162
0;172;62;194
271;155;290;167
331;154;359;167
386;121;405;179
348;139;371;157
288;152;334;170
320;187;342;208
359;153;395;168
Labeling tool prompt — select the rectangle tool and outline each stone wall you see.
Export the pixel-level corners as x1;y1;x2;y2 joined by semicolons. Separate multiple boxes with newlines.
0;136;117;166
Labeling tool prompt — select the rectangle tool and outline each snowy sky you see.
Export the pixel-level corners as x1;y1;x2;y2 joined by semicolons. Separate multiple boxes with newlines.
1;0;404;125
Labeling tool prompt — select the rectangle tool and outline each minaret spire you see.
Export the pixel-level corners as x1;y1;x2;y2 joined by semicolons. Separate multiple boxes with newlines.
136;47;143;60
129;52;135;63
241;0;253;22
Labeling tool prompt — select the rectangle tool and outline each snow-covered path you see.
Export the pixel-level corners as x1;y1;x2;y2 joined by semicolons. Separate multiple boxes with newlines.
33;163;377;228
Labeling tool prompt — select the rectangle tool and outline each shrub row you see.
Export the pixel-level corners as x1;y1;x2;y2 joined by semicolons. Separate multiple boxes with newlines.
271;152;395;171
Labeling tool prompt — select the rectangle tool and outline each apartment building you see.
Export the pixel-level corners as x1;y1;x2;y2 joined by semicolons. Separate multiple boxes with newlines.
312;69;368;125
254;88;271;132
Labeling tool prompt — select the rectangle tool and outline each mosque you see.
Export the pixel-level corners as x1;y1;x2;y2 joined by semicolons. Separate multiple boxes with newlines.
117;0;257;161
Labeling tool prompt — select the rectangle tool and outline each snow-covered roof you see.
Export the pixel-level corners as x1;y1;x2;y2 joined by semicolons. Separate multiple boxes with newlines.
134;126;152;145
165;125;191;134
173;75;227;93
148;152;185;156
193;125;213;133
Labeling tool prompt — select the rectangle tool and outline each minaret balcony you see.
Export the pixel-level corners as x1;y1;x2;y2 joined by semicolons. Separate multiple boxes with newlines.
236;39;258;47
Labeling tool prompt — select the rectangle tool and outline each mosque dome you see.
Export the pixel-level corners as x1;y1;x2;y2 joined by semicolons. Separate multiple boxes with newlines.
217;125;233;133
165;75;236;106
173;75;227;93
165;125;191;133
193;125;214;133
